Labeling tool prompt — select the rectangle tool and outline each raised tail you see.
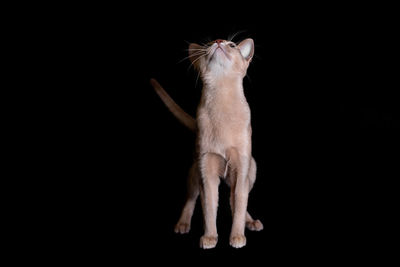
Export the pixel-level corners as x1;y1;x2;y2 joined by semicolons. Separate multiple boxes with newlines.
150;78;196;132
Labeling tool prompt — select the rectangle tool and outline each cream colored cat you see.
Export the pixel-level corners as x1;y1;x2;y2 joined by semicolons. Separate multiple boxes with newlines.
150;38;262;249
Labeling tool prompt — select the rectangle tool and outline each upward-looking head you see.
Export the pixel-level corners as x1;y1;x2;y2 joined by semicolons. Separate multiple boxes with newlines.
188;38;254;79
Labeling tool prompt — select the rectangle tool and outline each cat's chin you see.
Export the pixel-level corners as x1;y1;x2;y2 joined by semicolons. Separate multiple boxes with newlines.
209;46;229;61
215;47;230;60
207;53;229;70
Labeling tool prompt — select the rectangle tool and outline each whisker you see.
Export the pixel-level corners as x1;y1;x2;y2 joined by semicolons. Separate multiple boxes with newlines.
189;54;208;67
186;51;207;56
186;48;208;52
187;47;207;49
177;51;206;64
200;42;213;47
228;30;246;42
202;37;212;45
195;70;201;87
187;51;210;70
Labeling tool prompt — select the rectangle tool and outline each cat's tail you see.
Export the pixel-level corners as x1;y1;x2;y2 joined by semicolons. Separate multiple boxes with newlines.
150;78;196;132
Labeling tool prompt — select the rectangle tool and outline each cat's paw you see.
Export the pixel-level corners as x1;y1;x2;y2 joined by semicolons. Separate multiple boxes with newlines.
200;235;218;249
174;222;190;234
230;234;246;248
246;219;263;231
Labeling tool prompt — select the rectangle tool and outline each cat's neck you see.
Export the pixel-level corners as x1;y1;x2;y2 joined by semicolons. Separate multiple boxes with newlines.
201;76;245;101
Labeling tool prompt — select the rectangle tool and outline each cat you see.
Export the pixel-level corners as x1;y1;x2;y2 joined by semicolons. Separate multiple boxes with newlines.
150;38;262;249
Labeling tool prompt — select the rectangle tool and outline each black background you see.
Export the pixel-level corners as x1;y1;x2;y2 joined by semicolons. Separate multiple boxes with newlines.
68;3;398;263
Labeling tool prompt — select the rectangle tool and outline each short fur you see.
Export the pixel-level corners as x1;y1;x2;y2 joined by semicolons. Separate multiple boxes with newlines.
150;38;262;249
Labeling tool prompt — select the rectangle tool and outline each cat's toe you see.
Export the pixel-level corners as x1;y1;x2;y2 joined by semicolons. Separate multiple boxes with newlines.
246;219;263;231
230;234;246;248
174;222;191;234
200;235;218;249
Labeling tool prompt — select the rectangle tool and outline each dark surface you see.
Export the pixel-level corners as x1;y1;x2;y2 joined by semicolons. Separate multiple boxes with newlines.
67;3;398;263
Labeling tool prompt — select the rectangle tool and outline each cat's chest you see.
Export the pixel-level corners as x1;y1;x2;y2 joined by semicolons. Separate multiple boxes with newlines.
197;102;251;151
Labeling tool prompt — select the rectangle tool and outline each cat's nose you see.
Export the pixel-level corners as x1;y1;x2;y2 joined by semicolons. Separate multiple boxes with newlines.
215;39;224;44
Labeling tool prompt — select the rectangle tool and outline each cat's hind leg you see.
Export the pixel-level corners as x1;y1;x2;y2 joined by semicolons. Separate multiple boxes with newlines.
174;162;200;234
246;211;263;231
245;157;263;231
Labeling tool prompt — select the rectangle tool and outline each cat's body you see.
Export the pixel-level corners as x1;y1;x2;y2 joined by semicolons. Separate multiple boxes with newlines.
150;38;262;249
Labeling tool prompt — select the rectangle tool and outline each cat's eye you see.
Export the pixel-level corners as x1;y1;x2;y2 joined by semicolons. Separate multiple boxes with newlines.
229;43;236;48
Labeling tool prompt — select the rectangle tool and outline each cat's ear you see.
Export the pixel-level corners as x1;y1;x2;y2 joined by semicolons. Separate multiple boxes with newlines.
188;43;204;67
238;38;254;62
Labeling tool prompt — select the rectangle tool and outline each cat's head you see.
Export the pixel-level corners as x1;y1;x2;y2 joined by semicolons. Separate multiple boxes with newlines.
188;38;254;79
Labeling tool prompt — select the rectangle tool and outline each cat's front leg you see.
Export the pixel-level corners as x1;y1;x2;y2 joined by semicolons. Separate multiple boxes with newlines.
198;153;224;249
